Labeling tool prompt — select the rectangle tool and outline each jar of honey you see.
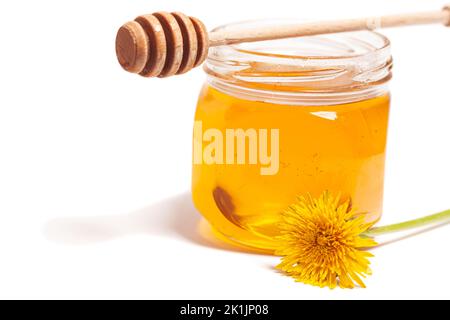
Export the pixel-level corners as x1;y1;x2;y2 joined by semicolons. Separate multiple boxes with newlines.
192;20;393;253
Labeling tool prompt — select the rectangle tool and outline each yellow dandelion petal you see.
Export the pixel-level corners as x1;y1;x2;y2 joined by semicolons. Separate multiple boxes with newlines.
275;191;377;289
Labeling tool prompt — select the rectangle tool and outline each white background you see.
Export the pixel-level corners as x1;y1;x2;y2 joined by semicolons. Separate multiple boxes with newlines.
0;0;449;299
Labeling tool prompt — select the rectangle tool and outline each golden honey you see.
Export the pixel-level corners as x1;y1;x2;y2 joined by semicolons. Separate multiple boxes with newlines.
192;22;392;252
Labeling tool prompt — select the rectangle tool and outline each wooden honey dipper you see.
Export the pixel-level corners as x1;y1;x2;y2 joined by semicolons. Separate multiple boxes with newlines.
116;6;450;78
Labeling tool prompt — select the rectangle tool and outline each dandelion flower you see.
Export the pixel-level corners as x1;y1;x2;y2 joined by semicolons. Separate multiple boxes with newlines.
275;191;377;289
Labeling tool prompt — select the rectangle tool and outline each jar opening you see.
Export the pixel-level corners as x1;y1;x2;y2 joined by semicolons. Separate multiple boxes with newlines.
204;20;393;105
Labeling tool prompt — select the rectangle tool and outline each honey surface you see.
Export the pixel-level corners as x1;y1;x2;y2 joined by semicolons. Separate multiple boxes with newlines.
192;85;390;252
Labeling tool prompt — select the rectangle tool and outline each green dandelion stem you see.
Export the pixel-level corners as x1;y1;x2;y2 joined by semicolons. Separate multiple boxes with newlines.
364;209;450;236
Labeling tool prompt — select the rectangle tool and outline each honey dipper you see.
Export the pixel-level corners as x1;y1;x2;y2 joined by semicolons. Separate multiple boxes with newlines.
116;6;450;78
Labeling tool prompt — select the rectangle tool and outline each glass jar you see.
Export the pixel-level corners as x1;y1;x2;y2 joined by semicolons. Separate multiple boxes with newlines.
192;20;393;253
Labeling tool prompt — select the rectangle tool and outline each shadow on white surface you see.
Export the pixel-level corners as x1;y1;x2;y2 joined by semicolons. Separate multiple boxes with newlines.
43;192;260;254
43;191;450;255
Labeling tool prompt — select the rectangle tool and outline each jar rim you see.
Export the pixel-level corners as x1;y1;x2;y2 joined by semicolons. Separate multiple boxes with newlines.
212;19;391;61
204;20;393;105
